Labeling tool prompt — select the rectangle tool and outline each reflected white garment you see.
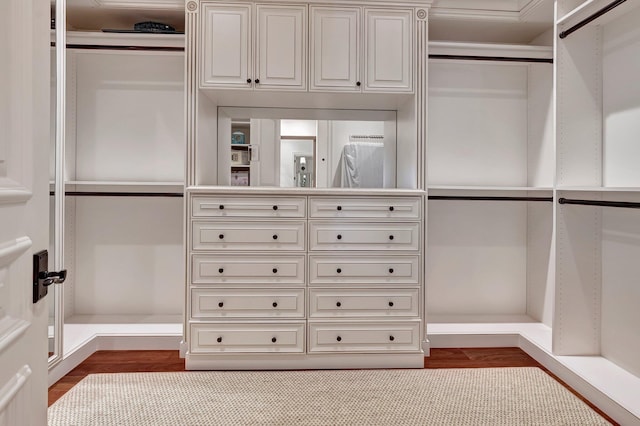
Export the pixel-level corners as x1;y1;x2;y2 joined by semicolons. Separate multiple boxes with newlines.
340;142;384;188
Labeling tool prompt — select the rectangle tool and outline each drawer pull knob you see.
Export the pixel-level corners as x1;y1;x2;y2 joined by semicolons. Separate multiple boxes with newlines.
388;235;394;241
336;206;342;211
272;302;278;308
337;234;342;240
336;268;342;274
271;337;277;343
272;234;278;240
336;301;342;307
216;337;222;343
389;206;394;212
218;268;224;274
247;78;252;83
389;335;395;342
272;205;278;211
388;268;394;274
388;301;394;307
219;205;224;210
336;336;342;342
272;268;278;274
218;302;224;308
356;81;361;87
255;78;260;84
218;234;224;240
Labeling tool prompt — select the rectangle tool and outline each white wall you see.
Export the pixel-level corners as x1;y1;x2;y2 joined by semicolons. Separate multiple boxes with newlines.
280;139;314;187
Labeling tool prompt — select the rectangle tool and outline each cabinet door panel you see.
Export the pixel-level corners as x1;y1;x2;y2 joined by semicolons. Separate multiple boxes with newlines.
365;9;412;92
201;3;252;87
256;5;307;90
310;7;360;91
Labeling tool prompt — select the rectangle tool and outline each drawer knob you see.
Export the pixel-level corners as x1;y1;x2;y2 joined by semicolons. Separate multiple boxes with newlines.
336;206;342;211
388;235;394;241
389;206;394;212
388;268;394;274
388;301;394;307
272;234;278;240
255;78;260;84
272;268;278;274
271;337;277;343
336;336;342;342
337;234;342;240
389;335;395;342
218;302;224;308
272;205;278;211
218;234;224;240
247;78;252;84
272;302;278;308
218;268;224;274
216;337;222;343
356;81;361;87
336;268;342;274
219;205;225;210
336;301;342;307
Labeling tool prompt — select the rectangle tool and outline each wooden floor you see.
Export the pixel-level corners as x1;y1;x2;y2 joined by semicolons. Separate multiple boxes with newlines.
48;348;617;424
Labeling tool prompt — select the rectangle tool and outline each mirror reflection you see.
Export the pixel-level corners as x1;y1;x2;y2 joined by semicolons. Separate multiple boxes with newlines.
219;108;397;189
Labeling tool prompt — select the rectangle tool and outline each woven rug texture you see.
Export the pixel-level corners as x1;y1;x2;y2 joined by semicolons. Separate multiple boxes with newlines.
48;367;610;425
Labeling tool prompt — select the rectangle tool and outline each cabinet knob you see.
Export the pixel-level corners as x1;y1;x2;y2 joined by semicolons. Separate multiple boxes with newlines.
247;79;252;84
336;268;342;274
336;336;342;342
255;78;260;84
219;205;225;210
218;268;224;273
389;235;394;241
272;234;278;240
389;206;394;212
388;268;394;274
271;337;277;343
388;301;394;307
272;205;278;211
272;301;278;308
272;268;278;274
356;81;361;87
337;234;342;240
336;205;342;211
216;337;222;343
389;335;395;342
218;234;224;240
218;302;224;308
336;301;341;307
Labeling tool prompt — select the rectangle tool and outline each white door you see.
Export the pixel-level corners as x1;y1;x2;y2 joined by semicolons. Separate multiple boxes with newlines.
255;4;307;90
0;0;50;424
310;7;361;92
364;8;413;92
201;3;253;88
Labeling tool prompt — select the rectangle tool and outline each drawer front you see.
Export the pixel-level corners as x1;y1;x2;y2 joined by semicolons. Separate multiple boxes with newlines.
309;222;420;251
309;197;421;219
193;221;305;251
190;322;305;353
192;196;306;218
192;288;305;318
192;254;305;285
309;255;419;285
309;289;419;318
308;321;421;352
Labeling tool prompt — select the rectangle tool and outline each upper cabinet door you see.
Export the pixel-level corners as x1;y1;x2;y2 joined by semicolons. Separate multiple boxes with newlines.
201;3;252;88
255;4;307;90
364;9;413;93
310;7;360;92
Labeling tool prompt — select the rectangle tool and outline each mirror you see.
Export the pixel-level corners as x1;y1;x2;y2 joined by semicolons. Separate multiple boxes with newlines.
218;107;397;189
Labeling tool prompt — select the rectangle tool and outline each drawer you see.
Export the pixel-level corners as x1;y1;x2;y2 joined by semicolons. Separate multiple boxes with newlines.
309;255;419;285
308;321;421;352
309;289;419;318
309;222;420;251
309;197;421;219
192;288;305;318
192;254;305;286
192;196;306;218
193;221;305;251
190;322;305;353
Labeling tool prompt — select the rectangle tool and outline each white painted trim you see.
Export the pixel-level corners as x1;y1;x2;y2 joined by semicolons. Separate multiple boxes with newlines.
430;0;550;22
0;237;31;269
94;0;184;9
429;41;553;59
0;319;29;355
64;31;185;48
187;186;425;197
0;187;32;205
0;365;32;413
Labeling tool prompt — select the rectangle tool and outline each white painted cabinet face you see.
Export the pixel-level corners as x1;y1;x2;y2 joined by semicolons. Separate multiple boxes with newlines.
310;7;361;91
365;9;413;92
200;3;307;90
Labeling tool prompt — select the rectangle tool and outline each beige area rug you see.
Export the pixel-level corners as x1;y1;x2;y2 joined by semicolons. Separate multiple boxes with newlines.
48;367;610;426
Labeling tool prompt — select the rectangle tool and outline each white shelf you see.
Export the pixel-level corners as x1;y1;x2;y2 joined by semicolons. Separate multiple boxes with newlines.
428;41;553;60
50;181;184;193
556;0;637;28
557;187;640;193
428;186;553;195
59;31;185;49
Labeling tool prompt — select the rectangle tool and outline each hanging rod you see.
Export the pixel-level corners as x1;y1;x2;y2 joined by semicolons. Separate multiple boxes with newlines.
428;196;553;202
50;42;184;52
559;0;627;39
559;197;640;209
428;54;553;64
50;191;183;198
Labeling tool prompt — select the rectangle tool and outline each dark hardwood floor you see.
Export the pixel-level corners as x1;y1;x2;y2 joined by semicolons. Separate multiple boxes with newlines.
48;348;617;424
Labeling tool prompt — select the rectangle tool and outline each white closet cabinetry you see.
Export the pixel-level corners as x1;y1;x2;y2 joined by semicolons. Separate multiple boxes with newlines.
309;7;412;92
200;2;307;90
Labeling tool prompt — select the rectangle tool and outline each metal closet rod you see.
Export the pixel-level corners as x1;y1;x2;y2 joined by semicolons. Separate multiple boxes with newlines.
428;196;553;202
50;42;184;52
50;191;183;198
559;197;640;209
428;54;553;64
559;0;627;39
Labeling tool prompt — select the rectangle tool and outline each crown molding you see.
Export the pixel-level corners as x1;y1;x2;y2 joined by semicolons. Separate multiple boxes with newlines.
430;0;551;22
